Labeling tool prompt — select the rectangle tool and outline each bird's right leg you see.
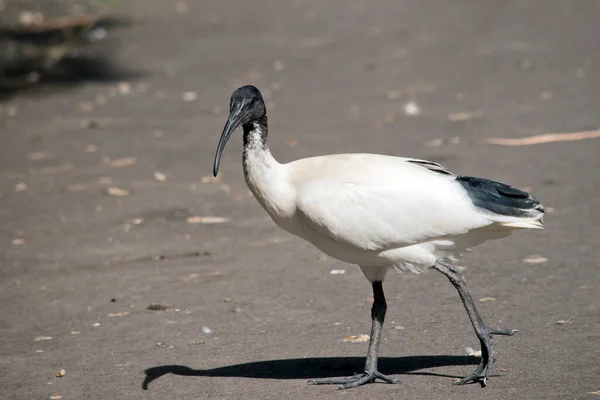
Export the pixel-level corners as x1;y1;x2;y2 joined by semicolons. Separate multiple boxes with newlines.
308;281;400;390
432;261;518;387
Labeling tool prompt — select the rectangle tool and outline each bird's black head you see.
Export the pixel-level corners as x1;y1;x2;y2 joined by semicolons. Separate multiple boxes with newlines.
213;85;266;177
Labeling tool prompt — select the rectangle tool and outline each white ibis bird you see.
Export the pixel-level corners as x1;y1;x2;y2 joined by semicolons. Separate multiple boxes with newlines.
212;85;544;390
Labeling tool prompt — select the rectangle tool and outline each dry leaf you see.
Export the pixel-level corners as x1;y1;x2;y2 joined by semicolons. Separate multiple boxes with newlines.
201;175;222;184
153;171;166;182
465;347;482;357
29;151;50;160
56;369;66;378
588;390;600;395
343;334;370;343
108;312;130;317
107;187;130;197
181;91;197;101
448;111;483;121
523;255;548;264
394;325;405;330
12;238;24;245
186;216;230;224
50;396;63;399
129;218;144;225
424;138;444;147
479;297;496;302
15;182;27;192
481;130;600;146
556;318;572;325
110;157;137;168
334;322;343;326
41;164;73;174
67;184;88;192
316;254;327;261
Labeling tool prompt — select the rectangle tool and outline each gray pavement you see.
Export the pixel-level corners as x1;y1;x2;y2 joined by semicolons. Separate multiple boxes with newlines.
1;1;599;399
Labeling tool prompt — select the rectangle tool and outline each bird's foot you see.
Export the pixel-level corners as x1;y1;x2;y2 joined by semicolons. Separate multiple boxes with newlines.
308;371;400;390
454;328;519;387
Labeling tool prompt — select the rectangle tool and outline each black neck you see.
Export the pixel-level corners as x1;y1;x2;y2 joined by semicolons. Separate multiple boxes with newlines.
242;115;268;149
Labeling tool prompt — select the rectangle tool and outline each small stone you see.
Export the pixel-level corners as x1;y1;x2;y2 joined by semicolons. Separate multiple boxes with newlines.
329;269;346;275
403;100;420;116
15;182;27;192
182;92;197;101
148;303;169;311
153;171;167;182
56;369;65;378
202;326;212;334
34;336;53;341
12;238;24;246
117;82;131;94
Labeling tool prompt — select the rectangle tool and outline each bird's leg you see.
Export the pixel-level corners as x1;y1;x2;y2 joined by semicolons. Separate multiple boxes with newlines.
432;261;518;387
308;281;400;390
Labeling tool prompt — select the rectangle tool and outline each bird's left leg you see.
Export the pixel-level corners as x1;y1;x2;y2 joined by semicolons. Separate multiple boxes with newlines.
308;281;400;390
432;261;518;387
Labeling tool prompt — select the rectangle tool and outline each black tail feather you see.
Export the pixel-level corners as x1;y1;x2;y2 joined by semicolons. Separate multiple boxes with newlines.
456;176;544;218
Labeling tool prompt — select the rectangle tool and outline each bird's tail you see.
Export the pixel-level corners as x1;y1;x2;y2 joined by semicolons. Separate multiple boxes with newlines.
456;175;545;229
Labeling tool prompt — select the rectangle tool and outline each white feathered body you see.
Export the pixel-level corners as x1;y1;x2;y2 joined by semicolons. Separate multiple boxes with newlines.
242;127;543;280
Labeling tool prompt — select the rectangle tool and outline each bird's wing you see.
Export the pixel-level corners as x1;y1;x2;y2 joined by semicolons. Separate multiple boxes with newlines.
295;175;492;253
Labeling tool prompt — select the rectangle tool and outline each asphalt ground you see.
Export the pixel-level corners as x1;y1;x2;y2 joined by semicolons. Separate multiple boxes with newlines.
1;1;599;399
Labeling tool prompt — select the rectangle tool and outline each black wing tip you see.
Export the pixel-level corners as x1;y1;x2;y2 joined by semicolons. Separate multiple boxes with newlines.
456;175;544;218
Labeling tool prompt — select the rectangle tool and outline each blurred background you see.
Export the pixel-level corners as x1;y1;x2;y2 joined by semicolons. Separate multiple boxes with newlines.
1;1;599;399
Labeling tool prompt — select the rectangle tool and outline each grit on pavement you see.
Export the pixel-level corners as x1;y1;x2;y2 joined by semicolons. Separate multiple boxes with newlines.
1;1;599;399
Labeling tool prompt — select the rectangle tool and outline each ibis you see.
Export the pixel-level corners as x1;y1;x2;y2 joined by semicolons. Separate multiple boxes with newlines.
212;85;544;390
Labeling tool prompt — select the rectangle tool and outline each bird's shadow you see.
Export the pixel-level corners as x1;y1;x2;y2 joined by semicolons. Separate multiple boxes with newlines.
143;355;480;390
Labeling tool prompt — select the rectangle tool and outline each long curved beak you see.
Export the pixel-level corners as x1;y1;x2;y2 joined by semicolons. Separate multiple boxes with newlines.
213;104;244;177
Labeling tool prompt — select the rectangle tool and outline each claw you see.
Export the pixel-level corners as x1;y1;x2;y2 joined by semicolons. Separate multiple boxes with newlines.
309;371;399;390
